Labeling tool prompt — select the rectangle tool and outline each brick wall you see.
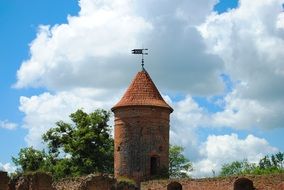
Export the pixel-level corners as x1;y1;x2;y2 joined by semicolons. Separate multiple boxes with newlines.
113;106;171;183
9;172;54;190
54;174;136;190
79;175;115;190
6;172;284;190
0;171;9;190
53;177;83;190
141;174;284;190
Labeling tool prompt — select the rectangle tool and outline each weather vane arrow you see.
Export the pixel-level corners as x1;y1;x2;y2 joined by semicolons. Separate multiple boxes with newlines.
131;48;148;69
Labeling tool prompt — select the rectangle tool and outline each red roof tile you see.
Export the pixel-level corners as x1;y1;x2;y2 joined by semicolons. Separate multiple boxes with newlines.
112;69;173;112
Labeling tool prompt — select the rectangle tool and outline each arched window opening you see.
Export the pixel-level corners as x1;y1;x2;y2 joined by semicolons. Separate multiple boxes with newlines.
150;156;160;176
234;178;255;190
167;181;182;190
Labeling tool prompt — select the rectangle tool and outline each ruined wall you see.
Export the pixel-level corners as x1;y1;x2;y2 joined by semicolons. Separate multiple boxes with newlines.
10;172;54;190
113;106;171;183
54;174;136;190
0;171;9;190
4;172;284;190
53;177;83;190
5;172;136;190
141;174;284;190
81;176;111;190
75;175;115;190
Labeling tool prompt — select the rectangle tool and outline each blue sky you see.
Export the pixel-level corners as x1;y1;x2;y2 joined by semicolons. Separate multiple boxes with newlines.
1;0;284;177
0;0;79;163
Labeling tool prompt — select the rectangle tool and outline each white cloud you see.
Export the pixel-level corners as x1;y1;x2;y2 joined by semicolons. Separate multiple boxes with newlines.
0;120;17;130
19;89;119;148
212;89;283;129
277;12;284;29
172;96;208;129
169;92;277;131
15;0;224;95
168;95;211;160
15;0;153;91
191;133;278;177
167;95;280;177
0;162;16;173
198;0;284;129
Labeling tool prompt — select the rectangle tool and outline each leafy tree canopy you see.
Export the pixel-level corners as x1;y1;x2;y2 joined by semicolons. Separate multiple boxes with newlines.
12;147;51;172
42;109;114;175
13;109;114;179
220;152;284;177
169;145;192;178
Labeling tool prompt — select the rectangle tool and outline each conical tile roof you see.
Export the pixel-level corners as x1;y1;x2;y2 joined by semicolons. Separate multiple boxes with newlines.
112;69;173;112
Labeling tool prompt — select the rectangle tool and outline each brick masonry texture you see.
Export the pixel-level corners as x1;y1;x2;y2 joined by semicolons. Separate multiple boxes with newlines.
113;106;171;183
8;172;55;190
0;171;9;190
54;174;116;190
112;69;173;183
1;171;283;190
4;172;135;190
141;174;284;190
52;174;138;190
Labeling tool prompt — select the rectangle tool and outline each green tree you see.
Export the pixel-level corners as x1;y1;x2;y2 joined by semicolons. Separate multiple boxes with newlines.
42;109;114;177
220;153;284;177
259;155;273;169
275;152;284;169
220;159;257;177
12;147;51;172
169;145;192;178
12;109;114;179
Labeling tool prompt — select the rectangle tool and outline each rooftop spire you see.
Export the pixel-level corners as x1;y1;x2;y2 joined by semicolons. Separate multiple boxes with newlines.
112;69;173;112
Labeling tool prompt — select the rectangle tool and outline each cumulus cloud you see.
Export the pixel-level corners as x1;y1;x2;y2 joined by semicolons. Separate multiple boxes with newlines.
212;89;284;129
191;133;278;177
15;0;224;95
15;0;152;90
0;120;17;130
199;0;284;129
167;95;279;177
169;95;206;160
0;162;16;173
19;88;120;148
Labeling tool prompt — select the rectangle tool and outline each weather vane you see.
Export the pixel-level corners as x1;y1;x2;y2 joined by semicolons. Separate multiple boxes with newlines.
131;48;148;69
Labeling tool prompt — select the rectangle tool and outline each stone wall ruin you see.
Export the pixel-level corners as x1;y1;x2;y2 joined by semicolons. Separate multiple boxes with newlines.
141;173;284;190
1;171;283;190
0;171;9;190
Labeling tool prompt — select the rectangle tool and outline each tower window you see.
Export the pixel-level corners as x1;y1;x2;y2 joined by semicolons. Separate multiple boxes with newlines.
167;182;182;190
150;156;160;176
234;178;254;190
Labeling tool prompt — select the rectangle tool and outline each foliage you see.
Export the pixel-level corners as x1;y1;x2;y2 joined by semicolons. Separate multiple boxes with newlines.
12;109;114;179
12;147;51;172
169;145;192;178
259;152;284;170
220;159;257;176
116;176;137;186
220;152;284;177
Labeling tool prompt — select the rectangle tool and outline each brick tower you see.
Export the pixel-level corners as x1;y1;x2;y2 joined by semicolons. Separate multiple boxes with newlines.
111;68;173;183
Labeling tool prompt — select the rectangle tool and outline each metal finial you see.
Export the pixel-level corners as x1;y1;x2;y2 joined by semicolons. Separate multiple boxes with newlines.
131;48;148;70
